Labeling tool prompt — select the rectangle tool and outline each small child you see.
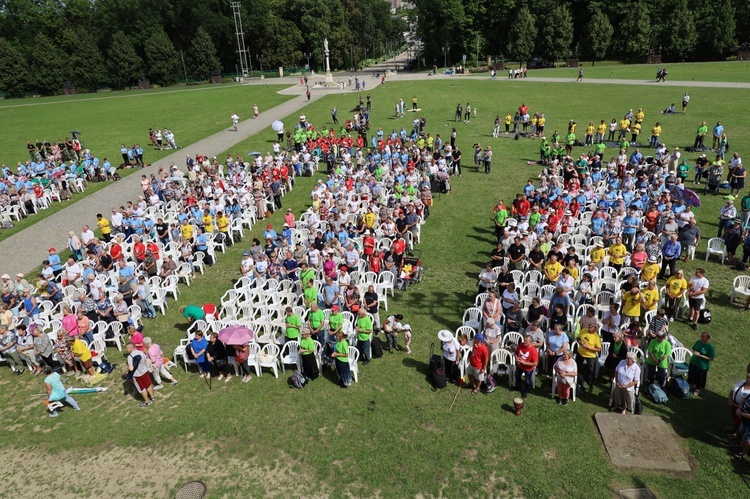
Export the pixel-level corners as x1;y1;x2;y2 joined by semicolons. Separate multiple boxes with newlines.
402;324;412;354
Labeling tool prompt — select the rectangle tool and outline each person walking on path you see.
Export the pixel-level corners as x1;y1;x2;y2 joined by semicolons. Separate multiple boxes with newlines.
577;66;583;82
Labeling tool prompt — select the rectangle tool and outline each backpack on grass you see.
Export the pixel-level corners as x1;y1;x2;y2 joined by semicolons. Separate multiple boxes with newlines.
648;383;669;404
289;370;306;389
698;309;712;324
371;337;383;359
671;377;691;398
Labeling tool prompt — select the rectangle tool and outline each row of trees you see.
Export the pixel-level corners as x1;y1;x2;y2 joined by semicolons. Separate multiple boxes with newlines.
0;0;405;96
412;0;746;66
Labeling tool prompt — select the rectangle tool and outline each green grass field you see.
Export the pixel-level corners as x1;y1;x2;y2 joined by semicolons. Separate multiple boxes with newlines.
526;60;750;82
0;84;292;242
1;76;749;497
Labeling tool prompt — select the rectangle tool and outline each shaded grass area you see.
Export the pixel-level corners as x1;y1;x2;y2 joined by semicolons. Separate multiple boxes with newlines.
1;79;749;497
0;84;291;242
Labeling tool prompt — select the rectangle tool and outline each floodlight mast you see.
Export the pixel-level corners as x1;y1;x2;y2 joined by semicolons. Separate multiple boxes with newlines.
231;1;252;77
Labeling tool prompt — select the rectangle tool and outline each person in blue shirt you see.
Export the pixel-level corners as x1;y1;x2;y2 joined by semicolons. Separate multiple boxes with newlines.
621;208;640;250
189;330;211;379
712;121;724;149
262;225;277;241
43;366;80;417
130;216;144;235
281;224;293;245
659;234;682;279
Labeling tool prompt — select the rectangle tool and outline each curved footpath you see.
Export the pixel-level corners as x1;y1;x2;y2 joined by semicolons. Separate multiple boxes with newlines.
2;53;748;275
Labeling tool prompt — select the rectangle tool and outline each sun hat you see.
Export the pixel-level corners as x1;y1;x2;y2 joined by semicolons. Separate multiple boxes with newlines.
437;330;453;342
16;273;23;278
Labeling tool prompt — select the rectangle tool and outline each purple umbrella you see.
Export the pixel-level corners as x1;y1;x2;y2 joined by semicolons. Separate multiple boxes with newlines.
218;325;254;345
682;188;701;207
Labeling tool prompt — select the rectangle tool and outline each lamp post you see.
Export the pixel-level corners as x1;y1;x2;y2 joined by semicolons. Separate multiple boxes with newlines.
442;45;450;68
303;52;312;71
255;54;264;74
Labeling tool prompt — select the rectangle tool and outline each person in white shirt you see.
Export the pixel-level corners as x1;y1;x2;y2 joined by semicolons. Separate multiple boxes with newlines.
111;210;123;234
611;353;641;414
81;225;95;248
64;258;82;287
86;274;103;301
240;252;254;278
688;268;709;330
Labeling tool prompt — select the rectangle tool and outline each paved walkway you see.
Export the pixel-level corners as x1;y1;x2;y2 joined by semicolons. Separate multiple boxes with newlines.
2;50;748;275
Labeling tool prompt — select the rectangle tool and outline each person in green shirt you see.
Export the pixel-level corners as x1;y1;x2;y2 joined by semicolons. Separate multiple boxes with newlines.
594;141;606;157
564;132;576;155
332;331;351;387
284;307;301;342
180;304;205;323
298;330;319;381
619;139;630;152
355;309;373;365
646;331;672;387
300;262;316;289
328;305;344;343
693;121;708;148
687;331;715;396
303;279;318;309
539;138;550;163
307;302;326;344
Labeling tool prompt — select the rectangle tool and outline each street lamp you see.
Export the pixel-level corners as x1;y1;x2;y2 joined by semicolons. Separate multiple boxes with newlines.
442;45;450;68
255;54;264;74
303;52;312;71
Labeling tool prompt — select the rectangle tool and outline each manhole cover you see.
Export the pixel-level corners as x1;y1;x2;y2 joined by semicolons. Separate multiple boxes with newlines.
620;488;655;499
175;481;207;499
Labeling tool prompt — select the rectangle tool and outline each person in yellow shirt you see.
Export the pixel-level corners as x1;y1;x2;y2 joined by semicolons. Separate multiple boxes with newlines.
537;114;546;135
576;322;602;391
68;336;95;376
364;208;377;229
585;121;595;145
665;269;688;321
504;112;512;132
635;108;645;124
618;117;630;140
566;260;580;284
597;120;607;143
650;122;662;148
201;210;214;232
216;211;231;246
590;242;606;266
568;120;577;134
531;115;538;135
544;255;563;283
608;236;628;270
641;255;660;281
96;213;112;242
180;219;194;242
641;280;659;317
622;286;641;323
630;122;641;143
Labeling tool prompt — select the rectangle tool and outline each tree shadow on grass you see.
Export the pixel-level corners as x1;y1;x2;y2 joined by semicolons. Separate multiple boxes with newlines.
471;226;494;235
465;234;495;244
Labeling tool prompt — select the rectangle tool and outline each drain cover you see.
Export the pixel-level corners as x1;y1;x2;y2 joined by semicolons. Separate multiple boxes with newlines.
175;481;207;499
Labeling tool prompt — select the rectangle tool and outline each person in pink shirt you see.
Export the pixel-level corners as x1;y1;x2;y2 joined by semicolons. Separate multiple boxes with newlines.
143;337;177;389
61;305;78;337
284;208;296;227
127;325;144;351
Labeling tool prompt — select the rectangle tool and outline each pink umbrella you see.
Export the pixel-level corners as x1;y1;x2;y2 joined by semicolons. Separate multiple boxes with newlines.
218;325;254;345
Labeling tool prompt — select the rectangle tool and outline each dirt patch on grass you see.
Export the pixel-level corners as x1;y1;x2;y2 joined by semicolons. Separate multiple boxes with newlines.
0;445;314;498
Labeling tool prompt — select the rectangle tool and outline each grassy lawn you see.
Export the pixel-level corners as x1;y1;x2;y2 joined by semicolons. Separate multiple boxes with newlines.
1;79;749;497
526;60;750;82
0;84;291;242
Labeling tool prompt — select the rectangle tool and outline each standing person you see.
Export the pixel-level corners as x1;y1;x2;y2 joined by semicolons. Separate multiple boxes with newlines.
126;342;155;407
438;330;461;384
331;331;351;388
383;314;403;353
664;270;688;321
253;104;259;118
577;66;583;82
576;323;602;392
231;113;239;131
712;121;724;149
693;121;708;148
553;350;577;405
284;307;301;343
189;330;211;379
483;146;493;174
682;92;690;114
331;106;338;124
610;352;641;414
143;337;177;389
646;331;671;387
298;330;319;381
412;95;418;111
207;332;231;383
467;334;489;395
355;308;373;365
687;268;709;331
687;331;715;396
514;334;539;398
306;88;311;101
43;365;80;417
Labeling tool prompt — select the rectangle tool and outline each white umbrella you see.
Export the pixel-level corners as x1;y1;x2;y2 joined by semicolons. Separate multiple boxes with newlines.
271;120;284;133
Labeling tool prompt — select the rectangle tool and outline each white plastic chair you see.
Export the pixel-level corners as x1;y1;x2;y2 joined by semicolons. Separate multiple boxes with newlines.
348;345;360;383
489;348;515;387
278;340;300;373
106;321;124;351
502;332;523;351
462;307;482;331
173;338;198;372
705;237;726;264
730;275;750;305
594;342;611;378
258;343;280;378
669;347;692;378
455;325;476;343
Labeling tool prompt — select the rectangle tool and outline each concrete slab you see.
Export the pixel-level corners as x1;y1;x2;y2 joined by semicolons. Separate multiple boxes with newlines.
595;412;691;472
620;489;655;499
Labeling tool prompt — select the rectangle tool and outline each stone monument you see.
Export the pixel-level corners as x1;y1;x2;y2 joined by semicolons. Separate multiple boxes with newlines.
324;38;333;83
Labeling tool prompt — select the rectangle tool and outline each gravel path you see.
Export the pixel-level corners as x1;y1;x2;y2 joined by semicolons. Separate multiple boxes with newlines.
2;52;747;275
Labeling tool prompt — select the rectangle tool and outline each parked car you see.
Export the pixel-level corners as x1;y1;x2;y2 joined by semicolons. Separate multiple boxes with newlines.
527;59;555;69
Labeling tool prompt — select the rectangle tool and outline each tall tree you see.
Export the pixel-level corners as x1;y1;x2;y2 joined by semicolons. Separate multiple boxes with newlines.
0;38;29;97
108;31;143;88
539;5;574;63
506;6;537;66
617;2;652;61
61;27;108;91
584;11;614;65
663;0;697;60
188;27;221;79
30;33;67;94
144;27;179;86
707;0;736;58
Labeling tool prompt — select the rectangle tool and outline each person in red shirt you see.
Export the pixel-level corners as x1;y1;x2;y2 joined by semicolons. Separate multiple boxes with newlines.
467;334;489;394
146;241;160;261
515;334;539;398
132;236;146;262
110;235;124;262
363;230;375;257
391;234;406;269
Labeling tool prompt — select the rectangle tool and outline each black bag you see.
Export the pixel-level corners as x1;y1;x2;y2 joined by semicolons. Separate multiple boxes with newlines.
634;395;643;414
371;337;383;358
698;309;712;324
737;261;747;271
429;342;447;389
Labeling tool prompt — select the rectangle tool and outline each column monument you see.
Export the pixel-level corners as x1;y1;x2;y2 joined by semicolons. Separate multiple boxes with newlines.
324;38;333;83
